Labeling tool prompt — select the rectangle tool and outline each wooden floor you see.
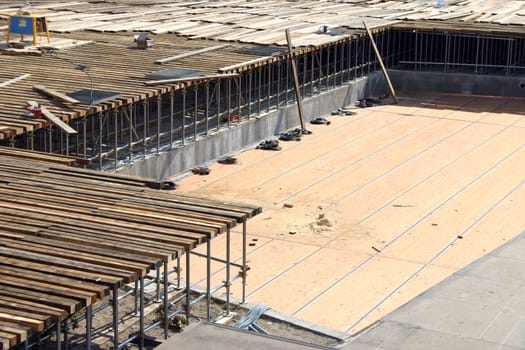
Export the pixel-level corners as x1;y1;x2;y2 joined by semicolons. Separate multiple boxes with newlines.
176;93;525;334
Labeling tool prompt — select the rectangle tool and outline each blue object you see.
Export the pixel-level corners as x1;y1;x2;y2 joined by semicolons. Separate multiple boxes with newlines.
9;16;33;35
436;0;445;8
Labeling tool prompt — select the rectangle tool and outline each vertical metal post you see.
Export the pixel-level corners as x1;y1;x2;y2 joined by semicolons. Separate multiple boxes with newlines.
266;64;271;112
310;52;315;94
142;100;148;159
226;227;231;316
163;261;169;339
257;67;262;115
302;54;307;98
182;87;186;144
114;109;118;170
139;276;145;350
242;220;247;303
134;280;139;315
112;285;119;350
157;95;161;154
206;238;211;321
317;48;323;92
506;39;513;75
194;85;198;140
276;61;281;107
185;250;191;325
55;321;61;350
128;104;133;163
177;256;181;289
215;80;221;130
98;114;103;170
236;75;242;122
205;82;210;134
86;305;92;350
63;319;68;350
156;268;161;301
445;32;450;72
48;127;53;153
339;42;345;84
227;79;232;127
65;132;69;156
170;90;174;148
28;131;34;151
475;34;480;73
247;71;252;117
82;117;87;160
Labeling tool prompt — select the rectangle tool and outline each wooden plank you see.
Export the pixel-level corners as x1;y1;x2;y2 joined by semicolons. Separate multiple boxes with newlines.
0;332;16;348
0;74;30;89
285;28;306;130
0;313;45;332
155;44;229;64
363;20;398;104
26;101;77;135
144;73;239;86
32;85;81;104
0;322;29;343
0;295;67;321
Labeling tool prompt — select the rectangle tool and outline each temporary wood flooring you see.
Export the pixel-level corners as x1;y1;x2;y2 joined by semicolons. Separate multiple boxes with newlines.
176;93;525;334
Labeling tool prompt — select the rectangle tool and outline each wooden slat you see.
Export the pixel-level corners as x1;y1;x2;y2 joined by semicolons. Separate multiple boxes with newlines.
26;101;77;135
33;85;81;104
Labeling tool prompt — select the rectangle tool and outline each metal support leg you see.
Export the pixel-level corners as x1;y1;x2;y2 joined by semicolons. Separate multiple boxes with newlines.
206;239;211;321
139;276;145;350
134;280;139;315
156;268;161;302
55;322;61;350
177;256;181;289
63;319;68;350
86;305;92;350
226;227;231;316
156;96;161;154
182;88;186;145
185;250;191;325
163;261;169;339
98;114;103;170
242;220;247;303
112;285;119;350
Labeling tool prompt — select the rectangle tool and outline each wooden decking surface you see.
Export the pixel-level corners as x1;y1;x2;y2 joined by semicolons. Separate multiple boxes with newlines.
0;150;261;349
176;93;525;334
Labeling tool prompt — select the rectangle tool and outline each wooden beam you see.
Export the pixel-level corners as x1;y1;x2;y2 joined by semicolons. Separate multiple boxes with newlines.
362;21;398;104
0;74;30;89
33;85;81;104
144;73;239;86
26;101;78;135
155;44;229;64
285;29;306;130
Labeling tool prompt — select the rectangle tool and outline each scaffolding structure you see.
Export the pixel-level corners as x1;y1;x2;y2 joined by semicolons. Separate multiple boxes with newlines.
5;26;525;169
0;153;261;350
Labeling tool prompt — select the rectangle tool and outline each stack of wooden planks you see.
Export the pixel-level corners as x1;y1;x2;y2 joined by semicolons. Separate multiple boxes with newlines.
0;151;261;349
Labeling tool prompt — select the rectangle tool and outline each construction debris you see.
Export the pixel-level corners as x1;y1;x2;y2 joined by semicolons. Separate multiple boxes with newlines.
256;139;281;151
310;117;331;125
218;156;238;164
161;180;178;190
332;108;357;116
191;166;211;175
279;128;312;141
